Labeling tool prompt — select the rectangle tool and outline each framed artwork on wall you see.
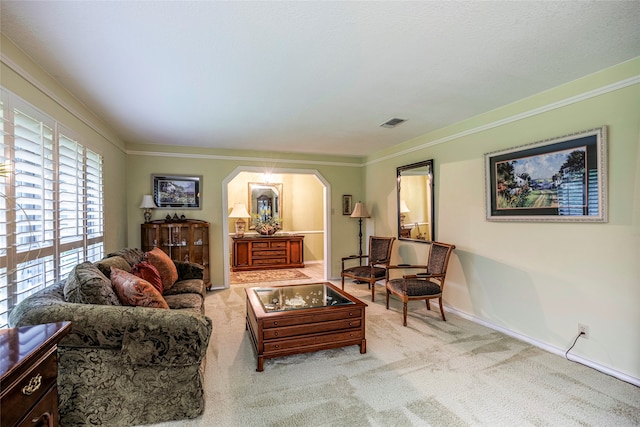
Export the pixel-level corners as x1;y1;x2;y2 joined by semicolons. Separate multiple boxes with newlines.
485;126;607;222
342;194;353;215
152;174;202;209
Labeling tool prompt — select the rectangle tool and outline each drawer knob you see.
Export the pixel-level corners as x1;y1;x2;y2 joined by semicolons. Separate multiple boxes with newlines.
274;332;279;336
22;373;42;395
274;345;280;349
349;322;353;326
273;321;278;326
349;312;353;316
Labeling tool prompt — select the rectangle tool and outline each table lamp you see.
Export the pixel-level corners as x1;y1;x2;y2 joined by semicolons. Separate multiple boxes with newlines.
229;203;251;237
139;195;156;223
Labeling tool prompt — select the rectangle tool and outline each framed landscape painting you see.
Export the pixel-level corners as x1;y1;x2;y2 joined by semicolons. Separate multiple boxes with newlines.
152;174;202;209
485;126;607;222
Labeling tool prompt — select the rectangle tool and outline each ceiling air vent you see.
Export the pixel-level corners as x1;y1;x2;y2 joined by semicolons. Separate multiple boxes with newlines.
380;118;407;128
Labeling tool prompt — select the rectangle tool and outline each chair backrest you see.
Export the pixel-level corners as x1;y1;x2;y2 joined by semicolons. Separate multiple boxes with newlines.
368;236;396;266
427;242;456;276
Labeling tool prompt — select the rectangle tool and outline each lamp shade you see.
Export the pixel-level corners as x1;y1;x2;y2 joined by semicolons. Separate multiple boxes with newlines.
229;203;250;218
139;195;156;209
350;201;370;218
399;200;410;213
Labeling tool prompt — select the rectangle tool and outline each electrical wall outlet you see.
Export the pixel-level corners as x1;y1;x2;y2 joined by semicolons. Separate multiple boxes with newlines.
578;323;589;339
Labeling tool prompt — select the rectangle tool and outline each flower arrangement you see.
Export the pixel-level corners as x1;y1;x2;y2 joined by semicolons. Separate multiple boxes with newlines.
252;214;282;235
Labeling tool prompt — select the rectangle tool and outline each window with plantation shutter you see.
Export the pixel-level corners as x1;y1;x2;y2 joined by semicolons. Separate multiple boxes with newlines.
0;88;104;328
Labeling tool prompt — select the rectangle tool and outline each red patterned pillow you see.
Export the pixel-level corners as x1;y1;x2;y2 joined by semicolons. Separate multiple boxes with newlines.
110;267;169;309
131;261;163;295
145;247;178;291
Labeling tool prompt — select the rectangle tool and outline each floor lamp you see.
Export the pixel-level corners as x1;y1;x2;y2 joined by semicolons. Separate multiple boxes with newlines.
350;201;370;266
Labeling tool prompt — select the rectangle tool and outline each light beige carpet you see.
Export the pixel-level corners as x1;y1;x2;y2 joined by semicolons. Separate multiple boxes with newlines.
151;281;640;426
229;268;310;284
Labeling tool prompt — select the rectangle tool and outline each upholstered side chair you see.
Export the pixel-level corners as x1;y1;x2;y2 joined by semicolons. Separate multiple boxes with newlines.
341;236;395;302
385;241;456;326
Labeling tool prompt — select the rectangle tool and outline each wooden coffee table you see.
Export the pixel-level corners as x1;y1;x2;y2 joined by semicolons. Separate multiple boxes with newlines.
245;282;367;371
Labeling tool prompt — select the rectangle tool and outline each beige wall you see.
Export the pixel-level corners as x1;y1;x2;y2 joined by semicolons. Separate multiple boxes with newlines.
364;58;640;383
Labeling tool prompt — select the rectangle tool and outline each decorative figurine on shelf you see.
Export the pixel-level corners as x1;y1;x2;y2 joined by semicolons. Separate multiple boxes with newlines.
180;214;186;221
172;213;179;221
165;214;171;222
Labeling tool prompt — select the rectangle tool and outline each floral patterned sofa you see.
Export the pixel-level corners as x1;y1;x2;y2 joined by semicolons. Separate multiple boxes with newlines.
9;248;212;426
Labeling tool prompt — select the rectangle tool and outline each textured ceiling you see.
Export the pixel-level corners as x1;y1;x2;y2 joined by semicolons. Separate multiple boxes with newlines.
1;1;639;157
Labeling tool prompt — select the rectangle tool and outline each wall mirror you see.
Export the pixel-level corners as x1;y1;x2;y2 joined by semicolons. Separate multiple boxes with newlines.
397;160;434;243
248;182;282;228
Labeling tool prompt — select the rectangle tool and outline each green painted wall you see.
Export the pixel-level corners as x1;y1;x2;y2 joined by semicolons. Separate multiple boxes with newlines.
3;31;637;383
364;58;640;382
125;144;364;285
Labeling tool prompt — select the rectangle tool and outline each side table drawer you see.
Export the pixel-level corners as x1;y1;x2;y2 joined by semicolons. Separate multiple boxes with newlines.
17;386;58;427
1;350;58;427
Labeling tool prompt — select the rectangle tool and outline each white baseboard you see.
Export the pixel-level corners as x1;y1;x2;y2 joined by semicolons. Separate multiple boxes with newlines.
444;305;640;387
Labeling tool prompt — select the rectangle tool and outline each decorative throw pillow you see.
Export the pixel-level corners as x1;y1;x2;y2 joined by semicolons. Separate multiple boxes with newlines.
64;261;122;305
110;267;169;309
131;261;163;294
145;247;178;291
95;256;131;278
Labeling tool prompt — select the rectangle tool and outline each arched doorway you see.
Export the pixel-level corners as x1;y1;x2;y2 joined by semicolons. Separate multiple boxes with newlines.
221;166;331;289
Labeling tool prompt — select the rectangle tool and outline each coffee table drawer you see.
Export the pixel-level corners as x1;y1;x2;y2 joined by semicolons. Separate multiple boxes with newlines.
263;308;363;328
263;318;362;339
264;330;363;352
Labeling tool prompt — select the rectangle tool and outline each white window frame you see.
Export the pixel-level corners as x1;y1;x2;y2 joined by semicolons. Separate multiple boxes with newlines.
0;88;104;328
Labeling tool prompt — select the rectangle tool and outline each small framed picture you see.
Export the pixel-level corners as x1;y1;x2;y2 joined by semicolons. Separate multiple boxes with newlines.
342;195;353;215
152;174;202;209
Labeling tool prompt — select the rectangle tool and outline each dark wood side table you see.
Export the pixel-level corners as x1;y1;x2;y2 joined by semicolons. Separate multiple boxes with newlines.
1;322;71;427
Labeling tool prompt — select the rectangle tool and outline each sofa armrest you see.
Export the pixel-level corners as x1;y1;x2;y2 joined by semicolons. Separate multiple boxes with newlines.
174;261;204;280
122;310;212;366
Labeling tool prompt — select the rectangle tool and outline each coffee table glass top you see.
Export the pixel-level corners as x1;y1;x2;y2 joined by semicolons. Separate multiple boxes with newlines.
251;283;355;312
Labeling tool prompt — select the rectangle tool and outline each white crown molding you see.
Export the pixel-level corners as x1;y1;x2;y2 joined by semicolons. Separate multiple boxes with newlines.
4;47;637;165
367;75;640;166
126;150;363;168
1;52;126;154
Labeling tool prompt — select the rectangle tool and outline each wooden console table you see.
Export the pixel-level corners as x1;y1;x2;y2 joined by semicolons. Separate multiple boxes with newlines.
1;322;71;427
232;235;304;271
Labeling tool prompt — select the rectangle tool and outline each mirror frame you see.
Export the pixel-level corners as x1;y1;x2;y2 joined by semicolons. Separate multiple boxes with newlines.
397;159;434;243
248;182;283;229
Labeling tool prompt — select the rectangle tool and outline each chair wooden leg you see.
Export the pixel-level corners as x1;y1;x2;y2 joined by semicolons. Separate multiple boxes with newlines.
425;299;431;311
439;297;446;321
385;290;390;309
341;276;345;290
403;302;408;327
371;281;375;302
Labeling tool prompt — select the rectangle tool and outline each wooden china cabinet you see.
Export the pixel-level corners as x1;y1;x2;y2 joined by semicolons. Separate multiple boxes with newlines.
141;220;211;288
